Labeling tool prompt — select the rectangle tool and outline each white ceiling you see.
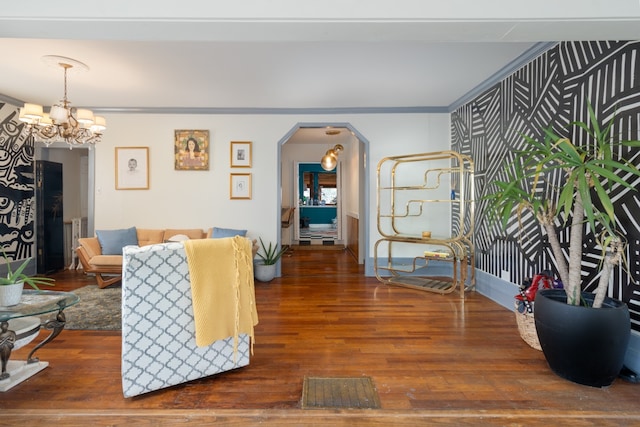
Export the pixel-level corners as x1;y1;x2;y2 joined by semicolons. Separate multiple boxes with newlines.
1;1;639;115
0;39;537;111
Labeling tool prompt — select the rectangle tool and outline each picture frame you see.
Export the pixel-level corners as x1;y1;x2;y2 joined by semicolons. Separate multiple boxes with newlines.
230;173;252;199
230;141;252;168
175;129;210;170
115;147;149;190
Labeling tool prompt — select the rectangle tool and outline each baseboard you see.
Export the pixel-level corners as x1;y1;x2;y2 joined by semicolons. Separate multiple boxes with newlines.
475;269;520;310
625;333;640;375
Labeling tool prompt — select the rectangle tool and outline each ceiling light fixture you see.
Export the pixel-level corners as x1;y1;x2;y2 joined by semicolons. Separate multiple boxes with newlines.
19;55;106;148
321;144;343;171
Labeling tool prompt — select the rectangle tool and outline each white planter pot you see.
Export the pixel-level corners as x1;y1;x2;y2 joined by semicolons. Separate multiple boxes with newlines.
254;262;276;283
0;281;24;306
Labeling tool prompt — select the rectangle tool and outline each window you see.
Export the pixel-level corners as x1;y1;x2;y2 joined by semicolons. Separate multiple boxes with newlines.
321;187;337;205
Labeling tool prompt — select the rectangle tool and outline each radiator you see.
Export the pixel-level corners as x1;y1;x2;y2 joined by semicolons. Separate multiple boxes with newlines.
64;217;88;269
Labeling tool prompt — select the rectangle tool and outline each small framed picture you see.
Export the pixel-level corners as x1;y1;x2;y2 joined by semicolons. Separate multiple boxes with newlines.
230;141;252;168
115;147;149;190
175;129;210;170
230;173;252;199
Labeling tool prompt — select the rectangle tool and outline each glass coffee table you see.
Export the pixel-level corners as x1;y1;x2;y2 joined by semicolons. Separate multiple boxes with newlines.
0;290;79;391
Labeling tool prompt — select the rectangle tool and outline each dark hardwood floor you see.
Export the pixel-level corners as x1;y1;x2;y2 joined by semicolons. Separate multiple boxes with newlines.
2;247;640;426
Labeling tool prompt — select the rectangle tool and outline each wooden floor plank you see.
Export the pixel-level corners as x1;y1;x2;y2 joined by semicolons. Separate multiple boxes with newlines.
1;247;639;425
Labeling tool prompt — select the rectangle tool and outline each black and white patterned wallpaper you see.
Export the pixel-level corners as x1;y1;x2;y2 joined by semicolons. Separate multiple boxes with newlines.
0;102;35;263
451;41;640;329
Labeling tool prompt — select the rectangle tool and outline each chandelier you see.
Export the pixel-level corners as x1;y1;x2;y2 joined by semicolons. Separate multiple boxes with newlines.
19;55;106;148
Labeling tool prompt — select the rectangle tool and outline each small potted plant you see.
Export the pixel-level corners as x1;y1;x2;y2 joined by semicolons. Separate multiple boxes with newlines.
1;250;55;306
485;100;640;386
254;238;288;282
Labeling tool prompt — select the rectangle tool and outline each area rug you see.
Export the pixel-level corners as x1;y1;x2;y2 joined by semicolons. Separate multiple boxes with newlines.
299;227;338;246
301;377;381;409
299;227;337;240
62;285;121;330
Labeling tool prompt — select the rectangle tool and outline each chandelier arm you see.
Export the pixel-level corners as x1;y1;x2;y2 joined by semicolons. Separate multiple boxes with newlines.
36;124;59;140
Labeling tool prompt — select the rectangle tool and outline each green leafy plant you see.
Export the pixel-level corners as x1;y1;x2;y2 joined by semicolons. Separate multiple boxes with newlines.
1;249;55;290
256;238;288;265
485;101;640;308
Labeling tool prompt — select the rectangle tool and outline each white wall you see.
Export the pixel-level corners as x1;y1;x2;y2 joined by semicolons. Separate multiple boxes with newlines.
364;114;451;260
343;137;361;218
94;112;451;269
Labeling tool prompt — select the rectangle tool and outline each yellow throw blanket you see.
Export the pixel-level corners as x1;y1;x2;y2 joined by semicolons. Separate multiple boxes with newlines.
183;236;258;356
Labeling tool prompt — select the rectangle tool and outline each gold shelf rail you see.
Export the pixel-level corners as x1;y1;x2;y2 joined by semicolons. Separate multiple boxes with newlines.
374;151;475;296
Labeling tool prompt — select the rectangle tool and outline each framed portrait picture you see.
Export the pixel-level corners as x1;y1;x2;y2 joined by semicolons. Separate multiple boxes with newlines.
230;141;252;168
230;173;252;199
115;147;149;190
175;129;210;170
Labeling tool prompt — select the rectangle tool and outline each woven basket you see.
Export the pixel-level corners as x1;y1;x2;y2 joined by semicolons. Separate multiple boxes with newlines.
514;301;542;351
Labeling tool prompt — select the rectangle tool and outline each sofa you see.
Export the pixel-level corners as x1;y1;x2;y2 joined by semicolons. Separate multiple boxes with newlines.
121;238;257;397
76;227;258;288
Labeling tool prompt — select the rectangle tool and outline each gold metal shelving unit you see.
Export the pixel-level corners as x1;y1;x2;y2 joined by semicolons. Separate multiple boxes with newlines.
374;151;475;297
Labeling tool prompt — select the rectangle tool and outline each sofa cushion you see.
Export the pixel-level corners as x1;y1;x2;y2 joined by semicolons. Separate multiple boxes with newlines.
211;227;247;238
96;227;138;255
166;234;190;242
89;254;124;267
163;229;206;241
136;229;165;246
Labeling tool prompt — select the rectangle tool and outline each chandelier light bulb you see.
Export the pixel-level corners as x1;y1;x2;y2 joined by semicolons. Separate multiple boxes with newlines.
321;153;337;171
321;144;344;171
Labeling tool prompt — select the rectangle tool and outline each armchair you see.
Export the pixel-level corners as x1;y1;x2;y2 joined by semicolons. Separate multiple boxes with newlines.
121;241;254;397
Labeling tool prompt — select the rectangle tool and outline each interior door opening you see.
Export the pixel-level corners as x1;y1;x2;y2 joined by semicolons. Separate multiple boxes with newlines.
278;123;369;278
296;162;341;246
36;145;92;271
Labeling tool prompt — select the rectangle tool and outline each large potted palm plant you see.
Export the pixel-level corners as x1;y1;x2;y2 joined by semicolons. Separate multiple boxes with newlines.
485;101;640;387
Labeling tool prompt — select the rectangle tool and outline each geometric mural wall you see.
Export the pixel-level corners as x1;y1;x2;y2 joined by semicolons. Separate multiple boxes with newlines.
451;41;640;330
0;102;35;263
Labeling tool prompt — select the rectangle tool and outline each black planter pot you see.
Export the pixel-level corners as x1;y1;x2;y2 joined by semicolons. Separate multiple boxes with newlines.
534;289;630;387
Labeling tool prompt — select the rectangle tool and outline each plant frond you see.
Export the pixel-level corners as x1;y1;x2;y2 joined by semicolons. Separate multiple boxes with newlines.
257;237;288;265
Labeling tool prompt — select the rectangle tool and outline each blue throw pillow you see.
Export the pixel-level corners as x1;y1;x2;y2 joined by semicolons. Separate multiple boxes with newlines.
211;227;247;238
96;227;138;255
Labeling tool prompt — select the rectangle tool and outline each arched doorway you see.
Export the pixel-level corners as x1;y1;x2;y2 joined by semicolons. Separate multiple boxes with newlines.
277;122;370;276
